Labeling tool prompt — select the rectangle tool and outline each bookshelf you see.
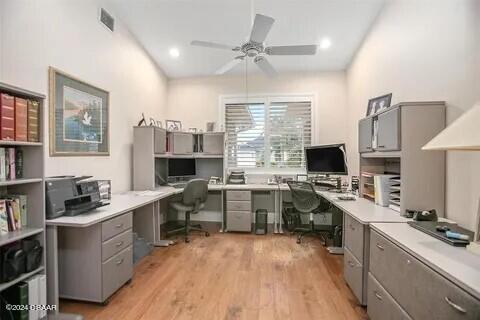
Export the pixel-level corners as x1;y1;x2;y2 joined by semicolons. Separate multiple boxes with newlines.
0;82;46;293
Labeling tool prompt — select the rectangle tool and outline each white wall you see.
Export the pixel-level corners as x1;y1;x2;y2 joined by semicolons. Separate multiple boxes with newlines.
346;0;480;229
0;0;168;192
167;71;348;148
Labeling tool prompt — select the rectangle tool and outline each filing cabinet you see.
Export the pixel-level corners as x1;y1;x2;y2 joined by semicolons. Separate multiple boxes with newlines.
58;212;133;303
226;191;252;232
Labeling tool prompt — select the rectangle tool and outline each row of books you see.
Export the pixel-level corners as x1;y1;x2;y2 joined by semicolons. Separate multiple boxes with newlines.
0;196;27;234
0;147;24;180
0;93;40;142
0;274;47;320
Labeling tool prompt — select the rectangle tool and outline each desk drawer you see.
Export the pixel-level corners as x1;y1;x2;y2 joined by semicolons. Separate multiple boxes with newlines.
367;273;411;320
344;247;363;304
227;211;251;232
102;212;133;241
102;229;133;262
370;230;480;320
226;191;251;201
227;200;251;212
102;246;132;301
344;213;365;264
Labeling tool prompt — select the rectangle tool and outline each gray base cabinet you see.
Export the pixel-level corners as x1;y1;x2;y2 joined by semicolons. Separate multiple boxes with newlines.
226;191;252;232
367;273;411;320
369;230;480;320
58;212;133;303
343;213;369;305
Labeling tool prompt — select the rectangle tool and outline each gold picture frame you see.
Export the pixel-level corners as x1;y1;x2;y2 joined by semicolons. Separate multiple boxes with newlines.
49;67;110;156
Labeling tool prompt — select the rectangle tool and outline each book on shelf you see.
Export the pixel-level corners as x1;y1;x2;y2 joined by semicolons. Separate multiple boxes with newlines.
0;281;29;320
0;147;23;181
27;100;39;142
14;98;28;142
0;195;27;234
0;93;15;141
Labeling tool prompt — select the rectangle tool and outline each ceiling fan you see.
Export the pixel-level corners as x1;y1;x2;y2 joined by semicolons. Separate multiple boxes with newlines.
191;14;318;77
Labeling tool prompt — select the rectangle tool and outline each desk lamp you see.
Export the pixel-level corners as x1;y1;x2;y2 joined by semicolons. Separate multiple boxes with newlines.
422;102;480;254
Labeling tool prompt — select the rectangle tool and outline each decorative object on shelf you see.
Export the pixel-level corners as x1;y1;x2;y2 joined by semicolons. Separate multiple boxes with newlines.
149;118;156;126
206;122;215;132
49;67;109;156
137;113;146;126
156;121;163;128
188;128;197;133
165;120;182;131
366;93;392;116
423;102;480;254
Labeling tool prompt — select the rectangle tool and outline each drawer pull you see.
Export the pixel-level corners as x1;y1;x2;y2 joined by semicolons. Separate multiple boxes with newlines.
115;223;124;228
116;258;124;265
376;243;385;251
349;224;355;231
444;297;467;314
116;241;124;247
374;291;383;301
347;260;355;268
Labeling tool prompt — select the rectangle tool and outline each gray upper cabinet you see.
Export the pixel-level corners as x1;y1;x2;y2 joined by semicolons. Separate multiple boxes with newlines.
169;132;194;155
153;128;166;154
202;133;224;155
359;118;373;153
376;108;401;151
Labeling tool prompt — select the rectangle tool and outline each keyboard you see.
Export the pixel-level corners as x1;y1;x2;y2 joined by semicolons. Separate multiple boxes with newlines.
170;183;187;189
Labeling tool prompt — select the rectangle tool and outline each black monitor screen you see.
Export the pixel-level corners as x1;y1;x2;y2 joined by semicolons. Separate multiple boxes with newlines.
168;159;196;177
305;144;348;175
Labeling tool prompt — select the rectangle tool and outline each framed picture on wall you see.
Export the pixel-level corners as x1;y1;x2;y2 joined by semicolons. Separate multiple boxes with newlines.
49;67;109;156
366;93;393;116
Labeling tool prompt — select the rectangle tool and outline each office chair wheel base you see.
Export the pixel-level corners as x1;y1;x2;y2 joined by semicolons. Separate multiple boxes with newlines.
296;238;301;244
185;238;190;243
205;232;210;237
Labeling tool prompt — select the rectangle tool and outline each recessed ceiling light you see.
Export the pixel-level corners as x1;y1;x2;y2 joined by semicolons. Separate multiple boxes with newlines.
320;38;332;50
169;48;180;58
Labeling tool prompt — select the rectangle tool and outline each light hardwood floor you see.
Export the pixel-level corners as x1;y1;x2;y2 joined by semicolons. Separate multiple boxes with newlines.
61;233;368;320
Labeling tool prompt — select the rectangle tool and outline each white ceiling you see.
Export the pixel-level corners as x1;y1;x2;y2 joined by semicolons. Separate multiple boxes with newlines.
106;0;385;79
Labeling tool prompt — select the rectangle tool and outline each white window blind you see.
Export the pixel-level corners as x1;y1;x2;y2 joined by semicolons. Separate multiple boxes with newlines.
268;102;311;168
225;99;312;169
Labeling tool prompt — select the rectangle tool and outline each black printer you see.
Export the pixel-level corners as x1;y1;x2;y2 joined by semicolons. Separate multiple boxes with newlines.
45;176;107;219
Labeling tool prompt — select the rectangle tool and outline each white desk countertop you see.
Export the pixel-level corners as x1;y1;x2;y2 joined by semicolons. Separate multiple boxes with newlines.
371;223;480;300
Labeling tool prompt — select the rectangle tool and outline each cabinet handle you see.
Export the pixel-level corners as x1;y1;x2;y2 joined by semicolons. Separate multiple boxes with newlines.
348;260;355;268
116;241;124;247
115;223;124;228
116;258;124;265
349;224;355;231
366;146;372;149
378;145;386;148
374;291;383;301
376;243;385;251
444;297;467;314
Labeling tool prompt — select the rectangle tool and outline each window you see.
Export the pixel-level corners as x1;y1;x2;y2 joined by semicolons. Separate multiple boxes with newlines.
224;97;312;170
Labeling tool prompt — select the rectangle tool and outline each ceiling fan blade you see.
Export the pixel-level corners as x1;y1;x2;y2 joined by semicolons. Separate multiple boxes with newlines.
254;56;277;77
191;40;238;51
266;45;318;55
215;59;243;75
249;14;275;43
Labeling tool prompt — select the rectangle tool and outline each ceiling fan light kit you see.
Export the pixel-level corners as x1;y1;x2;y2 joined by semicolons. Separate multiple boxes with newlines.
191;14;318;77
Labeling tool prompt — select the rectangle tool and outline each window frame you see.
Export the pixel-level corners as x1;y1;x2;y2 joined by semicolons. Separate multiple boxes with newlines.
219;94;316;173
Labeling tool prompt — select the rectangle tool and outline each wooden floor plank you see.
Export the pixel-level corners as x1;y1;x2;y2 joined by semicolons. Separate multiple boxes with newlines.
61;233;368;320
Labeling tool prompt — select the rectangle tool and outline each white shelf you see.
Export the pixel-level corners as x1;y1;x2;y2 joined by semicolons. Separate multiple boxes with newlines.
0;178;43;186
0;140;42;147
0;227;43;246
0;267;44;292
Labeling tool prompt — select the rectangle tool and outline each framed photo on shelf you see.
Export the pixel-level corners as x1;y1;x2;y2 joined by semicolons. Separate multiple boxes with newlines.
49;67;109;156
165;120;182;131
366;93;393;116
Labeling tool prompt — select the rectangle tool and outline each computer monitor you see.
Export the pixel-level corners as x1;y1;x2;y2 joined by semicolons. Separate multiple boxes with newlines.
305;144;348;175
168;158;196;177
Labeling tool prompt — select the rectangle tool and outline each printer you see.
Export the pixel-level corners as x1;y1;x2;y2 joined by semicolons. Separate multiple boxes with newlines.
45;176;107;219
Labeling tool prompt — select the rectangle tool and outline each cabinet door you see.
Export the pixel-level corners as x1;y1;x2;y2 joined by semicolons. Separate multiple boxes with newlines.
154;128;166;154
172;133;194;154
377;108;401;151
203;133;224;155
358;118;373;153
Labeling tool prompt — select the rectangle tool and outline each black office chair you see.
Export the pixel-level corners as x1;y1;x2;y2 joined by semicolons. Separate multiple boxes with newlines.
287;181;331;244
167;179;210;243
